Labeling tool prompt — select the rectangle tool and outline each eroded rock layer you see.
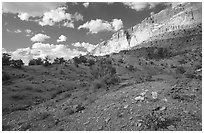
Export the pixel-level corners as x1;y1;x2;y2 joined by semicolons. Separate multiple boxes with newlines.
91;2;202;56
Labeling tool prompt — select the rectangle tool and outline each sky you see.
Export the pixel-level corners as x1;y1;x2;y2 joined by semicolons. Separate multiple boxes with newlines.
2;2;171;64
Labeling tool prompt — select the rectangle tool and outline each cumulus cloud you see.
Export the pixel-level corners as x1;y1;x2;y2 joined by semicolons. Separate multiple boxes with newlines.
6;29;22;33
2;2;64;17
25;29;32;33
73;12;83;21
111;19;123;31
14;29;22;33
83;2;89;8
2;48;8;53
31;33;50;42
18;12;30;21
39;7;72;26
72;42;97;52
38;7;83;27
10;43;86;65
78;19;123;34
57;35;67;42
123;2;161;11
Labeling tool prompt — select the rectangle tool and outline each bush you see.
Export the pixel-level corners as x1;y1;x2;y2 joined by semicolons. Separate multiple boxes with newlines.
91;79;106;92
2;53;11;66
126;64;135;71
35;58;43;65
10;59;24;68
53;57;65;64
175;66;186;74
118;58;124;63
2;72;10;81
43;56;51;67
28;59;36;66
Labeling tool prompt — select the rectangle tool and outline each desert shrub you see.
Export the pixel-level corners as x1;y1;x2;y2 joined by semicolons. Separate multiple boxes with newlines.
42;56;51;67
184;70;196;79
24;85;34;90
90;57;119;92
141;111;180;130
28;59;36;66
43;60;51;67
53;57;65;64
175;66;186;74
11;94;25;100
2;72;10;81
87;59;95;67
118;58;124;63
10;59;24;68
126;64;135;71
79;55;87;64
73;57;80;67
35;58;43;65
2;53;11;66
91;79;105;92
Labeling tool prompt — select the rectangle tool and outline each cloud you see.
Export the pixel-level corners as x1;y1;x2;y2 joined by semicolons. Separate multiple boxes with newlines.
6;29;22;33
111;19;123;31
14;29;22;33
2;2;64;17
39;7;72;26
63;21;75;28
123;2;161;11
2;48;8;53
83;2;89;8
39;7;83;27
17;12;30;21
25;29;32;33
57;35;67;42
78;19;123;34
31;33;50;42
72;42;97;52
73;12;83;21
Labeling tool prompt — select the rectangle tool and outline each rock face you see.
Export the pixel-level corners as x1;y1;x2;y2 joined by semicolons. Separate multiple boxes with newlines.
91;2;202;56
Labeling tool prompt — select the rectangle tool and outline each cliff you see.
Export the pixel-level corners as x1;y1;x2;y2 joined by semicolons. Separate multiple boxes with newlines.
91;2;202;56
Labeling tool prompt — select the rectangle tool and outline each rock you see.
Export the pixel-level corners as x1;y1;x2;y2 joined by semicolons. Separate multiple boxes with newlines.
135;96;145;102
163;98;168;102
129;117;133;120
105;117;111;123
151;91;158;99
124;105;129;109
98;125;103;130
136;122;142;127
84;121;90;125
167;125;175;130
160;106;167;111
140;91;146;96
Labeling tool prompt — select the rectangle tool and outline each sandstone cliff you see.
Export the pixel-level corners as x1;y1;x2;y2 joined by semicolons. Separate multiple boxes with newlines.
91;2;202;56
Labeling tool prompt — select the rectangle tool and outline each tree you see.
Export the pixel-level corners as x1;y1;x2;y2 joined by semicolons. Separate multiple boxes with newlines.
2;53;11;65
43;56;51;67
79;55;87;64
10;59;24;68
53;57;65;64
73;56;80;67
28;59;36;66
35;58;43;65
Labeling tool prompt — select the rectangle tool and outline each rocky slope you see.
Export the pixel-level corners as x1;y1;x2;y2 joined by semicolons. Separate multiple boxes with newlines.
91;2;202;56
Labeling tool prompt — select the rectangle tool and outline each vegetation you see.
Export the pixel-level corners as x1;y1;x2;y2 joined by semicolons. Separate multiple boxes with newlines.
2;53;11;66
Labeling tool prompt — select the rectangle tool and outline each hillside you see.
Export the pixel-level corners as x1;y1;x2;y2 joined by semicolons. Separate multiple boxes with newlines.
91;2;201;56
2;26;202;130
